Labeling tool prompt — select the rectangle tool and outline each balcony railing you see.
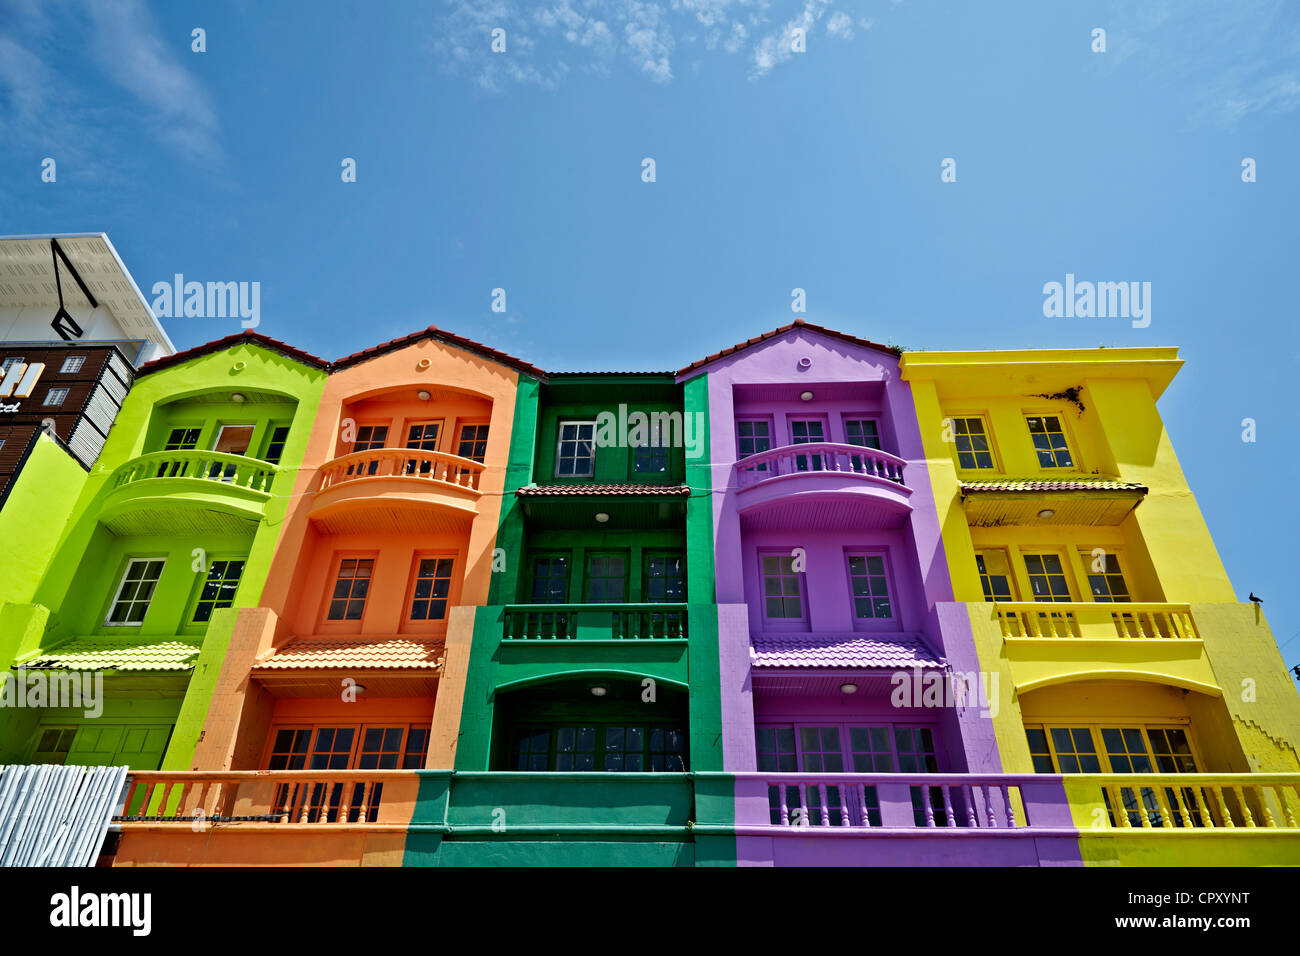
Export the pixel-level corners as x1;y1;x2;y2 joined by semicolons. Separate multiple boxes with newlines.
995;602;1200;640
113;770;417;825
318;448;484;493
735;442;906;489
110;450;277;495
503;604;688;640
1076;774;1300;830
741;772;1039;830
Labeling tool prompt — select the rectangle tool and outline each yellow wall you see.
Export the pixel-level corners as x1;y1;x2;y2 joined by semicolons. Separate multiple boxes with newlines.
902;349;1300;775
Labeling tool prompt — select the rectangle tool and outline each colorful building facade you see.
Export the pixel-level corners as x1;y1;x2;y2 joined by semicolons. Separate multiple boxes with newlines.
3;321;1297;867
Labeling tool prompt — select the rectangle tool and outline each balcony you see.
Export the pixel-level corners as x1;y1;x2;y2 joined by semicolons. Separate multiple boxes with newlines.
733;443;912;530
100;450;277;534
503;604;688;641
309;448;485;534
986;602;1217;693
109;770;421;867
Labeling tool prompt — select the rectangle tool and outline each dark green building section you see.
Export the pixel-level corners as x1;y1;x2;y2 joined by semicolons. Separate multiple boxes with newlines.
419;372;733;865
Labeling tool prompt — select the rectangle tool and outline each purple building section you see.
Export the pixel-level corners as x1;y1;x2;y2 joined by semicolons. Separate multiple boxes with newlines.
679;322;1049;864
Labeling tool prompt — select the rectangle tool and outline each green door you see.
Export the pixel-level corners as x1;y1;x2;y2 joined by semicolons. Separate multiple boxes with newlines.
64;724;172;769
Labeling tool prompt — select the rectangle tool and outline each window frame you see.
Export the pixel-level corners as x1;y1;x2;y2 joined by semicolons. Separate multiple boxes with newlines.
59;355;86;374
947;413;998;471
584;551;630;604
1080;549;1132;603
505;721;688;773
42;387;69;407
554;420;597;478
975;549;1017;602
104;556;168;627
844;549;898;630
842;416;883;451
735;417;774;462
322;553;378;626
405;552;456;624
186;555;247;626
1023;412;1079;470
455;421;490;462
758;549;808;628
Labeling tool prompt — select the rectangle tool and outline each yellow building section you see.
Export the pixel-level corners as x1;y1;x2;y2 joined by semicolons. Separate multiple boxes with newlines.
901;348;1300;778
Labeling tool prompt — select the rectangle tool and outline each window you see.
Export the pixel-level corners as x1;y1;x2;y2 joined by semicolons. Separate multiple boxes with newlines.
758;723;942;827
1047;727;1103;772
1085;552;1130;602
32;727;77;765
790;419;826;471
43;387;68;407
404;421;443;475
326;558;374;621
761;553;804;619
353;424;389;451
347;424;388;476
1024;553;1072;602
163;427;201;451
645;554;685;602
586;553;626;603
975;551;1014;602
1024;728;1056;773
210;424;255;480
410;557;453;621
736;420;772;459
633;439;669;474
106;558;165;625
456;424;489;462
59;356;85;374
951;417;994;469
844;419;881;450
846;553;892;619
192;559;244;623
556;421;596;477
0;357;22;372
1026;415;1074;468
262;425;290;465
531;555;570;603
508;724;686;772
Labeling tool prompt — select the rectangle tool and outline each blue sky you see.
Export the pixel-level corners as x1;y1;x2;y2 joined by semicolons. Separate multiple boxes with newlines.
2;0;1298;662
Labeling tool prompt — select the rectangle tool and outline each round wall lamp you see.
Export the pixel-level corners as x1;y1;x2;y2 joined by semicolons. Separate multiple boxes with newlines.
1037;508;1055;519
230;392;247;404
799;390;814;402
594;512;610;523
417;390;431;401
589;685;608;697
797;357;812;371
840;683;859;695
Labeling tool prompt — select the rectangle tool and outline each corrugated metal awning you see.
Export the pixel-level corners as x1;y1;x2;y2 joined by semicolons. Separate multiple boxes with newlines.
0;764;128;866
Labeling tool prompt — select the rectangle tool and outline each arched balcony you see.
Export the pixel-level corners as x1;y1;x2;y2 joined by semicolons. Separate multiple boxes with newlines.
308;447;484;534
99;450;275;534
733;442;912;530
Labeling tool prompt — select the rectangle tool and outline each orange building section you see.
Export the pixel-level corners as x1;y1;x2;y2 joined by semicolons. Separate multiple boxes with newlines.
189;331;526;774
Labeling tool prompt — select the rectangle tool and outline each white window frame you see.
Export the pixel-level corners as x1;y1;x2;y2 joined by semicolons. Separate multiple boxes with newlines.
555;420;597;477
60;356;86;374
43;387;69;407
105;557;166;626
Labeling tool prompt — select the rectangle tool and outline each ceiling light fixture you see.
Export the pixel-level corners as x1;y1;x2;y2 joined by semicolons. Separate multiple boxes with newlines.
1037;508;1055;519
840;683;858;694
594;512;610;523
799;390;814;401
590;685;608;697
417;390;431;401
230;392;247;404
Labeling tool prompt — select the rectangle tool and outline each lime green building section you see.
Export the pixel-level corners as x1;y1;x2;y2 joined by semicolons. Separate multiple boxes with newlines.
0;338;326;770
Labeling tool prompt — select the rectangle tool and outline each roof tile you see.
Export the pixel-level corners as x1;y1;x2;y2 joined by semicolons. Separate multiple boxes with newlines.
137;330;328;376
332;325;545;379
18;641;201;672
750;633;945;669
516;483;692;497
253;638;443;671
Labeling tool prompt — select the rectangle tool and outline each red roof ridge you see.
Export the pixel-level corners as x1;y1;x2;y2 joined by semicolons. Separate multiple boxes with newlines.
136;329;330;376
676;319;899;377
331;324;546;379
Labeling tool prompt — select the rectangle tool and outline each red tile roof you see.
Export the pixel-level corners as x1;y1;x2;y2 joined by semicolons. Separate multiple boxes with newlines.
137;330;329;376
677;318;900;376
516;484;692;497
750;633;945;669
252;638;443;670
332;325;546;379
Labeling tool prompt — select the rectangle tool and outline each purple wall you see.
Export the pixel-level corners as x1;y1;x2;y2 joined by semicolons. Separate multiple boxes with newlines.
680;326;1002;778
